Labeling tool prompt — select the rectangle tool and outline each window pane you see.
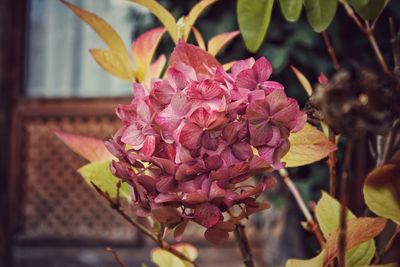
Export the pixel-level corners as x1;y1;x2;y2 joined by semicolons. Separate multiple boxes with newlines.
25;0;143;98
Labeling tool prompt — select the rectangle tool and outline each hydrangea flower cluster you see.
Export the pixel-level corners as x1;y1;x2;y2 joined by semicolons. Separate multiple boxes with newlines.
106;51;306;243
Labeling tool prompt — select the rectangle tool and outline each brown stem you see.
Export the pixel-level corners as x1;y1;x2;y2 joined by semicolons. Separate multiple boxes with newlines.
106;247;128;267
382;226;400;257
279;169;326;247
340;1;390;75
389;17;400;73
328;129;337;197
91;182;198;267
366;21;391;75
322;31;341;71
338;140;353;267
234;224;256;267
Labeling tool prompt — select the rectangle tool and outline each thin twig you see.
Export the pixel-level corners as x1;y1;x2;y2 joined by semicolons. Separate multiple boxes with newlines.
279;169;326;247
234;224;256;267
338;140;353;267
366;21;391;75
91;182;198;267
389;17;400;73
339;0;366;33
373;225;400;264
106;247;128;267
322;31;341;71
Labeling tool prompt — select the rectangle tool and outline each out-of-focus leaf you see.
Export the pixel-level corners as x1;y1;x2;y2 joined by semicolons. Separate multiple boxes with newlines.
131;27;166;82
184;0;219;41
151;243;198;267
170;41;222;75
323;217;387;266
290;65;313;96
304;0;337;32
192;27;206;50
89;49;134;81
347;0;386;20
223;61;235;71
207;31;240;56
127;0;178;43
282;123;336;167
61;0;132;73
364;164;400;225
279;0;303;22
366;264;399;267
237;0;274;52
316;192;376;267
78;160;131;200
286;252;324;267
55;131;113;162
145;54;167;84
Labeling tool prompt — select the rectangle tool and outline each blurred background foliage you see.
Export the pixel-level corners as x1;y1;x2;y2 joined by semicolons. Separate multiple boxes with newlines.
127;0;400;206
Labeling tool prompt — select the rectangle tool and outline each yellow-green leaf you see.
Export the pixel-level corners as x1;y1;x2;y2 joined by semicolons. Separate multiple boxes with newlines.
347;0;386;20
286;251;324;267
364;164;400;225
78;160;131;201
304;0;337;33
290;65;313;96
237;0;274;53
61;0;132;74
192;27;206;50
279;0;303;22
282;123;336;167
316;192;376;267
151;243;198;267
184;0;219;41
207;31;240;56
127;0;178;43
90;49;134;81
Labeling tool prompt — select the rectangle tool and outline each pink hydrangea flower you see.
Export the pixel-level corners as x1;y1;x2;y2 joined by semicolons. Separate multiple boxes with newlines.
107;43;306;244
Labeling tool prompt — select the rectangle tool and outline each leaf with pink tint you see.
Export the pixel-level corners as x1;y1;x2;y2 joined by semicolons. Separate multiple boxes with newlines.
194;203;221;228
146;54;166;83
55;131;113;163
207;30;240;56
170;41;222;75
282;123;337;167
131;27;166;82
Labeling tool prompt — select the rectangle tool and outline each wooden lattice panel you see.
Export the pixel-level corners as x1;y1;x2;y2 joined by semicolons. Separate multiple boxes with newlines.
19;113;137;242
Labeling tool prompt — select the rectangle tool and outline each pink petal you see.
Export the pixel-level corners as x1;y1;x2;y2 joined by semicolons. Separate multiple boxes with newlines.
198;80;223;100
121;124;145;148
253;57;272;82
168;67;190;90
184;192;208;204
140;135;157;156
231;58;255;77
204;227;229;244
260;81;284;94
194;203;221;228
151;206;182;228
179;122;203;149
232;142;253;161
290;111;307;132
156;176;177;193
265;89;288;115
318;72;329;84
209;181;226;200
173;219;188;242
249;122;273;147
154;193;181;203
205;155;223;170
201;131;219;151
236;69;257;91
171;91;191;115
246;99;270;124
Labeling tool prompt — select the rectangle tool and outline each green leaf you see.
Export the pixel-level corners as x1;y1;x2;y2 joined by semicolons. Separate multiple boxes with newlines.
347;0;386;20
286;251;324;267
279;0;303;22
304;0;337;32
78;160;131;201
237;0;274;52
364;181;400;225
315;192;376;267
